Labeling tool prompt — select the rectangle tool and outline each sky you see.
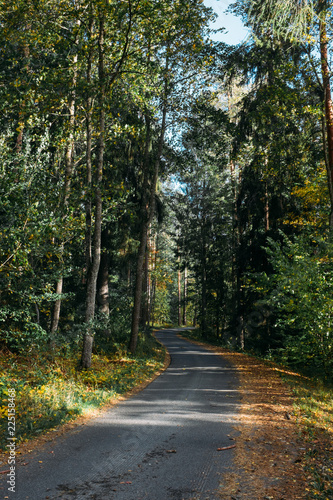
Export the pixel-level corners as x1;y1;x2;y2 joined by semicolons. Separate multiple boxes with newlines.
204;0;249;45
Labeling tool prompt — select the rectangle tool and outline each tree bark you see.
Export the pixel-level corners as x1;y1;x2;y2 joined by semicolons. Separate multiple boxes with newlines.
182;266;187;325
201;261;207;338
129;82;168;353
147;233;157;327
178;246;181;326
97;229;110;316
320;19;333;230
200;180;207;338
85;15;94;275
216;289;220;339
50;24;79;340
140;246;149;328
81;13;105;369
264;180;269;232
50;277;63;342
193;306;197;328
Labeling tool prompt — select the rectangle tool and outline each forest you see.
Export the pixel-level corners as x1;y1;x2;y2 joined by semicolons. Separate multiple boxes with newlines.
0;0;333;443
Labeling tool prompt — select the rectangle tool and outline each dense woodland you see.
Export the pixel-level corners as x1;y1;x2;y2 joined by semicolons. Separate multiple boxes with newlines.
1;0;333;380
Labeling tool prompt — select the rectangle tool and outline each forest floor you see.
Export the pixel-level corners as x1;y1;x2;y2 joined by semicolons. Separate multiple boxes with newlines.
178;333;333;500
0;332;167;458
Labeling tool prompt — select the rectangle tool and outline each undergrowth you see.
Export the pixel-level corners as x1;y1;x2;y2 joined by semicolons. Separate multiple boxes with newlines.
282;374;333;500
0;332;165;452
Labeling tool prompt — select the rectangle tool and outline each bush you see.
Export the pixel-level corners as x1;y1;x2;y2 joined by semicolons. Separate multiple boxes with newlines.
255;232;333;379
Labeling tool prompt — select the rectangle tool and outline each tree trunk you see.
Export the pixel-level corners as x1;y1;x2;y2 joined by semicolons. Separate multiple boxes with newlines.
320;19;333;230
130;225;148;344
201;264;207;338
50;71;77;336
129;92;168;353
50;20;79;341
200;185;207;338
230;159;239;316
140;247;149;328
264;180;269;232
193;306;197;328
216;289;220;339
237;269;245;350
178;246;181;326
50;277;63;345
148;233;157;327
146;240;152;327
81;14;105;369
85;15;94;276
97;229;110;317
182;266;187;325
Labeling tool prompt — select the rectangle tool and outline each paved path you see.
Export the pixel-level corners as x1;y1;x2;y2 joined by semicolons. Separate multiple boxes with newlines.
1;329;240;500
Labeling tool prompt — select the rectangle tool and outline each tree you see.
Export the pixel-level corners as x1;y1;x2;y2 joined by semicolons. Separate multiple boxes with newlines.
232;0;333;229
172;93;233;339
128;0;215;353
220;10;331;348
257;232;333;377
80;0;143;367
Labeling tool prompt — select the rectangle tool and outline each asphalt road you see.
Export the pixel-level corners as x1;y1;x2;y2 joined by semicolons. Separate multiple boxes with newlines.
1;329;240;500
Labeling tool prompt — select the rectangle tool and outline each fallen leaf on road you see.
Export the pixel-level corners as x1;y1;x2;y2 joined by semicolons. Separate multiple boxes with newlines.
166;449;177;453
0;470;10;474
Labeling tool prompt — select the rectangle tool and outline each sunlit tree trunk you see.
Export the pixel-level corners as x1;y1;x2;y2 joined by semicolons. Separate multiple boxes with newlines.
81;13;105;369
129;45;170;352
320;18;333;230
148;233;157;327
182;266;187;325
140;246;149;328
97;229;110;316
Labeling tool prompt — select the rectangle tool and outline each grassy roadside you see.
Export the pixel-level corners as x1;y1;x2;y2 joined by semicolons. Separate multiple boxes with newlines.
179;329;333;500
281;373;333;499
0;331;167;454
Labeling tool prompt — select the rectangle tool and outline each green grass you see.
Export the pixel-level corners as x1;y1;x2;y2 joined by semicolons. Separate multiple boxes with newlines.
282;374;333;500
0;332;166;451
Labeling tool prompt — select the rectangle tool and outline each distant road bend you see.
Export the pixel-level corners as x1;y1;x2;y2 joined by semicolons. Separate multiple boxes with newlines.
1;329;240;500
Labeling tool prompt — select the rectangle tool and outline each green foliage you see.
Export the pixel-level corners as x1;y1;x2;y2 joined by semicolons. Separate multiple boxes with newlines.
170;92;234;338
253;233;333;378
0;333;165;450
0;0;215;355
281;373;333;500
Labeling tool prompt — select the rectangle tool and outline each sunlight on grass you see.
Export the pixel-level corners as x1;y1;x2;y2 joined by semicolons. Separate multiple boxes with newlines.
284;378;333;438
272;366;311;379
0;335;165;451
282;375;333;500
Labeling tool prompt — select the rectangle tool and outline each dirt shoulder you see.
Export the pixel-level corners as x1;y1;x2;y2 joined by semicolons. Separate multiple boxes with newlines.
179;336;310;499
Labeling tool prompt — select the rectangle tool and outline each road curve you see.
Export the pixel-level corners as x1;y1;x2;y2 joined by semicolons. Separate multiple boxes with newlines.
1;329;240;500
